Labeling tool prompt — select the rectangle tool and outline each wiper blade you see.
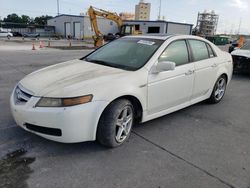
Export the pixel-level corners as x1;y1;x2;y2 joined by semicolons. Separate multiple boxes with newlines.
85;58;118;68
84;58;133;71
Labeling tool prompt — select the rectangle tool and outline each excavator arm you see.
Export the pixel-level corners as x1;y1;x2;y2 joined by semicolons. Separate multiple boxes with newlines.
88;6;123;47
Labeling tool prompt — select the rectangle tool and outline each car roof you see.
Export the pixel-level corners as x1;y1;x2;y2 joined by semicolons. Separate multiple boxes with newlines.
123;34;173;40
123;34;206;41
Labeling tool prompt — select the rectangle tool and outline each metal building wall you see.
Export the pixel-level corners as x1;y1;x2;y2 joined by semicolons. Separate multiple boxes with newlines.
123;21;166;34
83;17;119;38
123;20;192;35
167;23;192;35
48;15;119;39
47;15;84;38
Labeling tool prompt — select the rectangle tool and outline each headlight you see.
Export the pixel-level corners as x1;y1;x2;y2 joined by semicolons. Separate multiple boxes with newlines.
36;95;93;107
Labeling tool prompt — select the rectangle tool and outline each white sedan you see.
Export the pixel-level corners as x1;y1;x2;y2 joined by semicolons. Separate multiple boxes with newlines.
10;35;233;147
0;30;13;39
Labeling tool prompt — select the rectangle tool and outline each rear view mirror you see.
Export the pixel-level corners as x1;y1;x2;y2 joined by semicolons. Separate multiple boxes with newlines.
152;61;176;73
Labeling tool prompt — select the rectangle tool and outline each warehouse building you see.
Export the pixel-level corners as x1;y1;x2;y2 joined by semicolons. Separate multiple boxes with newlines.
47;14;119;39
124;20;193;35
47;14;193;39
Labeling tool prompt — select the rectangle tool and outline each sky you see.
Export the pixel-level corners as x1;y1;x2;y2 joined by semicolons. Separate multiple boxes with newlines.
0;0;249;34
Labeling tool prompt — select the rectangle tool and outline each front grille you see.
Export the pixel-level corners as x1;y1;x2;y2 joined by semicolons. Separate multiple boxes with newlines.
25;123;62;136
14;85;33;104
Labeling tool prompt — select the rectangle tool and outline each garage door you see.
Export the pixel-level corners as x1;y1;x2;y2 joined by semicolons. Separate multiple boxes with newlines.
74;22;81;39
65;22;71;37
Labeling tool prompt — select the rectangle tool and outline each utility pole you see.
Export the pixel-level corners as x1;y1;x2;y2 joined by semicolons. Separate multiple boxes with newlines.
57;0;60;15
158;0;162;20
237;17;242;35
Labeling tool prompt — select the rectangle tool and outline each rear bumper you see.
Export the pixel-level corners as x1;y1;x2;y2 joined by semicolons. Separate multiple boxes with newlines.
10;90;108;143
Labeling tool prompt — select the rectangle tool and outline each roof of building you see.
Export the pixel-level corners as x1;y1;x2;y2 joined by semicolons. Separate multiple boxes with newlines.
48;14;193;27
48;14;85;20
124;20;193;26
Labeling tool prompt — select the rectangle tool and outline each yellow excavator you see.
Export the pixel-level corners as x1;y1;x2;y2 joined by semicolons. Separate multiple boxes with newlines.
88;6;142;47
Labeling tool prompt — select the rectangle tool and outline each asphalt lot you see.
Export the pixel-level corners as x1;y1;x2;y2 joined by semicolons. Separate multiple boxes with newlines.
0;46;250;188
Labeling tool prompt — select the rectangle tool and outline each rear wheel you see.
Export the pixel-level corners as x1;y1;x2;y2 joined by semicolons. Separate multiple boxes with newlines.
208;75;227;104
97;99;134;147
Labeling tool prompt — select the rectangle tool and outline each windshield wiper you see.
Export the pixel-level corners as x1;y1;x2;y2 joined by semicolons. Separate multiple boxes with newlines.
84;58;123;69
84;58;133;71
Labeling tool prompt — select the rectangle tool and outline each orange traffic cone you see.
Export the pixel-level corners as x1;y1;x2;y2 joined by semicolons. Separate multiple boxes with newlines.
39;41;43;48
32;43;36;50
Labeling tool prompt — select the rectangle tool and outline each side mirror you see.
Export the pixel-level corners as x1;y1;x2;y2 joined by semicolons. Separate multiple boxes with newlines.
151;61;176;73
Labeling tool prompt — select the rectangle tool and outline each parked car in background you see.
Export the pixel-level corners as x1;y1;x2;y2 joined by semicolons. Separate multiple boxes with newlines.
23;32;40;39
228;40;239;53
231;40;250;73
10;35;233;147
11;31;23;37
0;31;13;39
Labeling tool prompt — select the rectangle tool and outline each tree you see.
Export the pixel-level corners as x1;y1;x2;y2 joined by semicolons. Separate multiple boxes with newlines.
3;13;31;24
3;13;21;23
34;15;53;25
20;15;31;24
2;13;53;25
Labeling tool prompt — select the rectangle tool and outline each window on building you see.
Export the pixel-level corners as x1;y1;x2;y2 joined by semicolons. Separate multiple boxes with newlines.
135;25;140;31
147;27;160;33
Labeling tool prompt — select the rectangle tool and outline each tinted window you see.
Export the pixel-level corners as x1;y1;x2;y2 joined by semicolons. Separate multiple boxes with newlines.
189;40;209;61
206;44;215;58
159;40;189;66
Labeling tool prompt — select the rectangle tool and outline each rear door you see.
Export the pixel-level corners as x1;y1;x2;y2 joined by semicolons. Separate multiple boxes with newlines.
188;39;218;100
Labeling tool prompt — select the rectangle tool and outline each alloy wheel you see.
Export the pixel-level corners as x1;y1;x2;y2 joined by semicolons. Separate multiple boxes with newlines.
214;77;226;101
115;106;133;143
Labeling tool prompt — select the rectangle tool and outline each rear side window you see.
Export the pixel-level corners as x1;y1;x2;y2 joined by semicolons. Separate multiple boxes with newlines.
159;40;189;66
189;40;209;61
206;44;216;58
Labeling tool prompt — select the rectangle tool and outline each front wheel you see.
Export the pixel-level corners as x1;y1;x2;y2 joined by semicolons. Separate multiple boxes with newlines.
207;75;227;104
97;99;134;148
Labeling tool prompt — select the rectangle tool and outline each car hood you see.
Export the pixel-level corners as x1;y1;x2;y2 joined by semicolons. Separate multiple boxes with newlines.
19;59;127;97
231;49;250;58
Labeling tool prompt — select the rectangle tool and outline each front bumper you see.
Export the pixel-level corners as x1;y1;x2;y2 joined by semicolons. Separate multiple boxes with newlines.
10;90;108;143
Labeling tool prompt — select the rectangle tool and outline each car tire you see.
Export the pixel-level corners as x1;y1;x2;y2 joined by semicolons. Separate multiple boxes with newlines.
97;99;134;148
207;75;227;104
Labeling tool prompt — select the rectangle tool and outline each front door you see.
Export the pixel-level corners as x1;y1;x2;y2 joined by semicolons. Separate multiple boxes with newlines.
148;40;194;115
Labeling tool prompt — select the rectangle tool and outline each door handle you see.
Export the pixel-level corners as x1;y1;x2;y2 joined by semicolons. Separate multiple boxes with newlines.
185;70;194;76
211;63;218;68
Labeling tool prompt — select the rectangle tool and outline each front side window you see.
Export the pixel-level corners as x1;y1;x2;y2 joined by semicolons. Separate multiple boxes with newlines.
159;40;189;66
189;40;209;61
84;38;163;71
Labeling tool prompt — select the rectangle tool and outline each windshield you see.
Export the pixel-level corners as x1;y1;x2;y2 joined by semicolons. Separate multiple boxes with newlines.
84;38;163;71
241;41;250;50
